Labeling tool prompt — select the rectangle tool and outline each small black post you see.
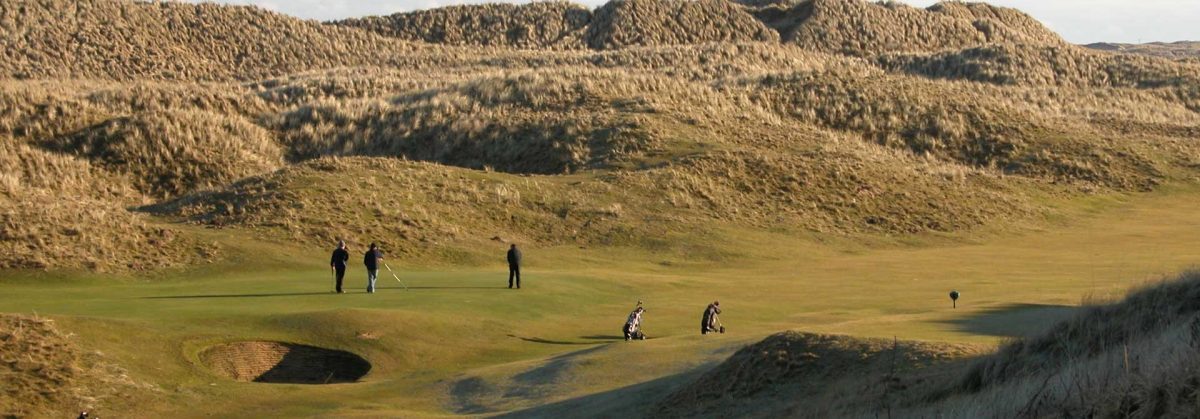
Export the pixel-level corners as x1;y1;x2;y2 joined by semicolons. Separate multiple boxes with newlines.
949;290;960;308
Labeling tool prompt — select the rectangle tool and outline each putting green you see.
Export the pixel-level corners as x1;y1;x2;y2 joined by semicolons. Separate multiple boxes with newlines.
2;186;1199;417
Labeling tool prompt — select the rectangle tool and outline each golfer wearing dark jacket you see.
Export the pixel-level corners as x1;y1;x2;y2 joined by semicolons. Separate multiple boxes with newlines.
330;240;349;293
507;244;522;289
364;243;382;293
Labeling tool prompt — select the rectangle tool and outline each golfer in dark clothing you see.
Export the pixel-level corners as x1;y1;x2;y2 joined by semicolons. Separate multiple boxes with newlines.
507;244;522;289
364;243;382;293
330;240;349;293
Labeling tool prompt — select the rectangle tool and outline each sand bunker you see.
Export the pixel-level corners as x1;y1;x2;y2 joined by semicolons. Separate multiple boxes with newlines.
200;341;370;384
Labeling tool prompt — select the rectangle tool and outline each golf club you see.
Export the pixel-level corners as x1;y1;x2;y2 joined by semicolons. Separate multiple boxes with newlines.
385;263;408;291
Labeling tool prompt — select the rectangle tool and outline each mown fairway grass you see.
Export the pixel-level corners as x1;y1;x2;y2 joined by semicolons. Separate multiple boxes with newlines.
2;185;1199;417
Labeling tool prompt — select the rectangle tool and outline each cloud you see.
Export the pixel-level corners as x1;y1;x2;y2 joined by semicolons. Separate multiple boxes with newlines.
185;0;1198;43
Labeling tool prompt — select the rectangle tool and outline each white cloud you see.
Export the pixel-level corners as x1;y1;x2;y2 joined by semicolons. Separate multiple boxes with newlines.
185;0;1198;43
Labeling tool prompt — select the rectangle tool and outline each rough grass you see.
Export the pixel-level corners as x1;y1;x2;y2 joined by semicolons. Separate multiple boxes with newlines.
0;314;140;418
750;0;1063;56
335;2;592;50
665;271;1200;418
585;0;779;50
0;0;427;81
1087;42;1200;59
0;0;1196;276
877;44;1200;89
0;140;214;272
46;110;283;198
935;271;1200;417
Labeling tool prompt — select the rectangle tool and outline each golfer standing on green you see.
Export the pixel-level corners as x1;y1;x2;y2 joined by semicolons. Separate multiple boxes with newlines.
364;243;383;293
330;240;349;293
507;244;522;289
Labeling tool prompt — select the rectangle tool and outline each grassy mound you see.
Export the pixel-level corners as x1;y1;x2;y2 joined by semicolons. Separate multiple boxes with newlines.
935;271;1200;417
45;110;282;198
663;271;1200;417
0;141;214;271
748;0;1063;56
585;0;779;50
877;44;1200;89
334;2;592;50
0;0;423;81
653;332;983;417
0;315;137;417
750;69;1183;189
1086;42;1200;59
273;69;677;173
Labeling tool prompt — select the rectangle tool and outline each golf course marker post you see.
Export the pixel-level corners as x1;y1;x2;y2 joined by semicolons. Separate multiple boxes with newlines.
949;290;960;308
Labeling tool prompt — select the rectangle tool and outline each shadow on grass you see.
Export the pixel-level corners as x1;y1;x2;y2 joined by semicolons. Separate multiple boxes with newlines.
391;286;508;290
491;365;715;418
143;292;334;299
941;303;1078;338
507;335;599;346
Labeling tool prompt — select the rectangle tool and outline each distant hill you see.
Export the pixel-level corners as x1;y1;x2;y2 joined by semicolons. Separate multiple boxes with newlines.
334;2;592;50
1086;41;1200;59
746;0;1064;56
0;0;422;81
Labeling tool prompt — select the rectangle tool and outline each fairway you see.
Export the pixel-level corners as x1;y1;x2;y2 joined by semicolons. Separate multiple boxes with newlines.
3;186;1198;417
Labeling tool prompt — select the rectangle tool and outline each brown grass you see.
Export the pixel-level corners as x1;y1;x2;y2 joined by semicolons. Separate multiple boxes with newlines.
1087;42;1200;60
0;0;428;81
653;331;985;418
0;140;214;271
877;44;1200;89
749;0;1063;56
0;0;1198;272
656;271;1200;418
335;2;592;50
0;314;140;417
585;0;778;49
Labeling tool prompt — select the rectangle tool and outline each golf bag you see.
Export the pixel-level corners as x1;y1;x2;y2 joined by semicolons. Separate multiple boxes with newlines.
624;324;645;341
702;308;724;335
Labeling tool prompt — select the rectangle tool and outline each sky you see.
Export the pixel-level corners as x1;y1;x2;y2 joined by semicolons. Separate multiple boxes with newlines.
187;0;1198;44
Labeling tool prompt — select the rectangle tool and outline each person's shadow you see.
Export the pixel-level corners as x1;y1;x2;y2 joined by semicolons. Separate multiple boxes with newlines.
143;292;332;299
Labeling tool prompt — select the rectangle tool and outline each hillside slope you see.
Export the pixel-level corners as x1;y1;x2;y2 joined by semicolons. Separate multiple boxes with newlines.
0;0;1197;272
0;315;140;417
0;0;424;81
657;271;1200;418
335;2;592;50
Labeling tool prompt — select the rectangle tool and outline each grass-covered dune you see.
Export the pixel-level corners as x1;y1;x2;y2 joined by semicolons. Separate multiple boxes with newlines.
1;0;1199;416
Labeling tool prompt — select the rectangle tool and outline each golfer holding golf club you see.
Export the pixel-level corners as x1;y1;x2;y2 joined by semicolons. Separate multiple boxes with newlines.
364;243;383;293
